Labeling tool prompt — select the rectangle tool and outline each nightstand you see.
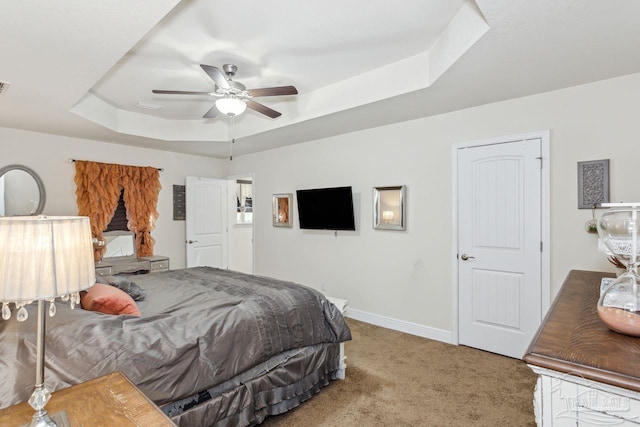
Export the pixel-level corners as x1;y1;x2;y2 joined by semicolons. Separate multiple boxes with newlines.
0;371;175;426
325;295;348;379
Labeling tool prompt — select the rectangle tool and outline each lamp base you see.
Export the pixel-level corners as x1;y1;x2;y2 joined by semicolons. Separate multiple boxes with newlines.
22;410;70;427
27;410;57;427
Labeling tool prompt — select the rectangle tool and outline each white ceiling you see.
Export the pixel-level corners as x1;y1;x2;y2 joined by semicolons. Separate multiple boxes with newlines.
2;1;640;159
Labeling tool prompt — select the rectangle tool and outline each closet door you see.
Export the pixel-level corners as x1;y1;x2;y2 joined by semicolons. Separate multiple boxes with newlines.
457;137;542;359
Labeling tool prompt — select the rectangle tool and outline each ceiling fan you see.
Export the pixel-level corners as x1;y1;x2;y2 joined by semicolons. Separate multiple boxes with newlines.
152;64;298;119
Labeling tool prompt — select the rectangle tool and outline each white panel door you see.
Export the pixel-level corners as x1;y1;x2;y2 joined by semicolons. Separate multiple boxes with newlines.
186;176;227;268
458;138;542;359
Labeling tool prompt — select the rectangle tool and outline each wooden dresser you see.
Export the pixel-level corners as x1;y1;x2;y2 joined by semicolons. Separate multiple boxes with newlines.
0;371;175;426
524;270;640;425
95;255;170;277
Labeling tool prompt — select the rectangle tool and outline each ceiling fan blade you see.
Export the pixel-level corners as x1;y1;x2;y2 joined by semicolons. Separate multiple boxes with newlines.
200;65;230;90
203;105;218;119
246;86;298;97
244;99;281;118
152;90;212;95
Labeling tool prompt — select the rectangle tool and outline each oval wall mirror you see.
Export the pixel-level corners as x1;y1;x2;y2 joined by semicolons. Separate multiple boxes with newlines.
0;164;46;216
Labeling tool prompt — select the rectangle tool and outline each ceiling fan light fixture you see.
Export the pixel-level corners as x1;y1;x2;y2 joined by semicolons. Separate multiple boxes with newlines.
215;96;246;116
153;64;296;119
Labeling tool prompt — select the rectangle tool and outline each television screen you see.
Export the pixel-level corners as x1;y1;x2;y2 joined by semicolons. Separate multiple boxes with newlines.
296;186;355;230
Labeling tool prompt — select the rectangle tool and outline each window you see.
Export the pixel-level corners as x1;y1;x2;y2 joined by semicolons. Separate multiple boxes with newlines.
105;190;128;232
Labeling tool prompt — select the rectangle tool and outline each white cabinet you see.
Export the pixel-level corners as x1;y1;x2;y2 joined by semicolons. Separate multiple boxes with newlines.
326;296;348;380
524;271;640;427
530;365;640;426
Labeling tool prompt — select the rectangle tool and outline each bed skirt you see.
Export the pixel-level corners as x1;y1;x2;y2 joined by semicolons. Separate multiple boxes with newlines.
164;342;341;426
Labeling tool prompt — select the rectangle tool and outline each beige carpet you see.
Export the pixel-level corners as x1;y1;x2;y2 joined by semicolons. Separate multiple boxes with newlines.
263;319;537;426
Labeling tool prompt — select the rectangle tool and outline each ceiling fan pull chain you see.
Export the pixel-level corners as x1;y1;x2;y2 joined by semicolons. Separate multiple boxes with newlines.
229;115;235;161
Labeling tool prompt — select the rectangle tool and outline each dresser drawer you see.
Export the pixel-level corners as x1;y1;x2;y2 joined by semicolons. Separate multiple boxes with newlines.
150;259;169;272
576;383;638;424
95;266;113;277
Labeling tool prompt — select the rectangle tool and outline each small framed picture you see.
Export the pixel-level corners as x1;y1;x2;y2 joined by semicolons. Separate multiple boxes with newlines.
373;185;406;230
577;159;609;209
272;193;293;227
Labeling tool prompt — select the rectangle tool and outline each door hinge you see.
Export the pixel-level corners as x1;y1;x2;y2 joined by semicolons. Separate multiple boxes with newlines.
540;241;543;252
536;156;543;169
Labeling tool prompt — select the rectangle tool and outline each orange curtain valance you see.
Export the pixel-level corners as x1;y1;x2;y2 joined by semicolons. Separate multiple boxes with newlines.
74;160;161;261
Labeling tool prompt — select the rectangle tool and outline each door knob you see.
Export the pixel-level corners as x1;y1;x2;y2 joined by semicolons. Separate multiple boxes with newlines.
460;254;475;261
187;240;199;244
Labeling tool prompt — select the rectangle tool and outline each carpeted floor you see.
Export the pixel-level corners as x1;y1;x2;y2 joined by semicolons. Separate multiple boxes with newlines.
263;319;537;426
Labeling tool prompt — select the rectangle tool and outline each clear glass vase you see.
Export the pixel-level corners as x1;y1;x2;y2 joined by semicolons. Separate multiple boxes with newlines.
597;205;640;336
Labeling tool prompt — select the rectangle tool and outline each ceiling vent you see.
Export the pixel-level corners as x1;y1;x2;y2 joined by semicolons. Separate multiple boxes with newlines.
0;81;10;95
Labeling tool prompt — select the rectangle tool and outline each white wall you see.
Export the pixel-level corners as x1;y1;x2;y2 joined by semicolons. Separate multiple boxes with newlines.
0;127;225;268
228;72;640;335
4;72;640;338
229;224;253;273
227;176;254;274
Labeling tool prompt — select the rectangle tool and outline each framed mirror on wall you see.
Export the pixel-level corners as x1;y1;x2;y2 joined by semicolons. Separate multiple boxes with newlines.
272;193;292;227
373;185;406;230
102;230;136;260
0;164;46;216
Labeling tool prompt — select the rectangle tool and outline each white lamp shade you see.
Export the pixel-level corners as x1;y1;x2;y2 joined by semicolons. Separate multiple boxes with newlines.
0;216;95;302
215;97;247;116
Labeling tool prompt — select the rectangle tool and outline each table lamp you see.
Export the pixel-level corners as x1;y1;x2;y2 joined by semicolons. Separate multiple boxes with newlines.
0;216;95;426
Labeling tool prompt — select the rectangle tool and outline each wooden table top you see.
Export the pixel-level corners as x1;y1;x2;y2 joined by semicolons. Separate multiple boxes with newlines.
524;270;640;392
0;371;175;426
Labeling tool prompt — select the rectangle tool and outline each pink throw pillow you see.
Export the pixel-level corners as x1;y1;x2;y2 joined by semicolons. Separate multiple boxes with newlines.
81;283;141;317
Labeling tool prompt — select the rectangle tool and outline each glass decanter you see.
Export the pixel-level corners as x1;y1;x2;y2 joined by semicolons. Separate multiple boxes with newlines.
597;203;640;336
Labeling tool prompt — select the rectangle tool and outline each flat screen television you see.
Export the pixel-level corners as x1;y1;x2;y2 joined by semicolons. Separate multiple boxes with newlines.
296;186;356;230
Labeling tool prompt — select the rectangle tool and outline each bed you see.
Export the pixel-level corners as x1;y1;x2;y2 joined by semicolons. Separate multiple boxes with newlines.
0;267;352;426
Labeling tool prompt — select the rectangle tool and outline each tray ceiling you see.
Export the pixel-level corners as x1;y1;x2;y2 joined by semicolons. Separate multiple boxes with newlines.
2;1;640;158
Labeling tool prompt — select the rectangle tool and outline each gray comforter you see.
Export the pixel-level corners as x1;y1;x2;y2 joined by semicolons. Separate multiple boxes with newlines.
0;267;351;409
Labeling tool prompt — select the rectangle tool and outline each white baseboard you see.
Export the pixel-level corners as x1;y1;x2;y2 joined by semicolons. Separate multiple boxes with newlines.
345;307;454;344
